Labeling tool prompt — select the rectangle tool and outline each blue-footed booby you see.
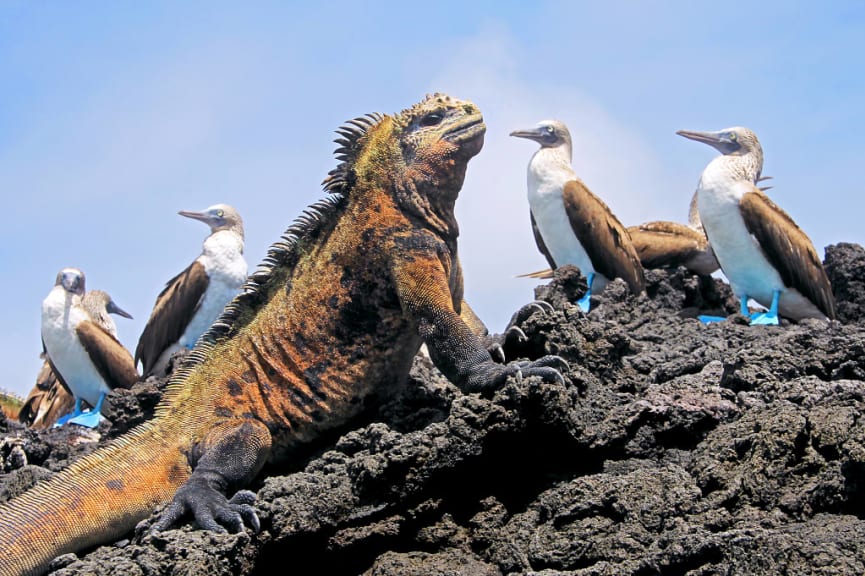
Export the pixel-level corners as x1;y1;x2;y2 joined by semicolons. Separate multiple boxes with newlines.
678;126;835;324
22;290;134;429
510;120;644;311
135;203;247;377
40;269;139;427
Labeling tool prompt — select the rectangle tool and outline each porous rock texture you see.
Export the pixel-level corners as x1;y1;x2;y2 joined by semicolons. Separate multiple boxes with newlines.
3;243;865;575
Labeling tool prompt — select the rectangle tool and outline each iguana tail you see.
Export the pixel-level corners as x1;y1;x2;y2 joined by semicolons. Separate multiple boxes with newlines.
0;423;189;576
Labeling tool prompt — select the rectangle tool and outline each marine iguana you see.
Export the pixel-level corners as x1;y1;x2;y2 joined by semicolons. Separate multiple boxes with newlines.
0;93;565;576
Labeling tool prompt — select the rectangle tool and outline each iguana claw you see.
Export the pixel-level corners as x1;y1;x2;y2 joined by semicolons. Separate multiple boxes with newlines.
504;325;528;344
529;300;555;314
508;300;554;326
487;342;507;363
152;479;260;534
499;301;554;348
518;366;566;385
515;354;569;384
519;354;569;371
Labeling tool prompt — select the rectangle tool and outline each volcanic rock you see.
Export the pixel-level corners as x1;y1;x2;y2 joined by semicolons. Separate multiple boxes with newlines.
3;243;865;575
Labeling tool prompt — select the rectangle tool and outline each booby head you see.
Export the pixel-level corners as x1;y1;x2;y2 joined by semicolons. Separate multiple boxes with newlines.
677;126;764;183
510;120;573;152
676;127;762;158
54;268;85;297
178;204;244;238
85;290;133;320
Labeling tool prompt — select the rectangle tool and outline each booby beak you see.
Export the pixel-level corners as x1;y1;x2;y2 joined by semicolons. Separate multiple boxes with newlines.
676;129;741;155
106;300;133;320
178;209;212;225
676;129;726;146
509;127;545;143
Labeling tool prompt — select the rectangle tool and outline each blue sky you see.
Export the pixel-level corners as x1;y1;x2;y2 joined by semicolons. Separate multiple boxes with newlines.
2;1;864;398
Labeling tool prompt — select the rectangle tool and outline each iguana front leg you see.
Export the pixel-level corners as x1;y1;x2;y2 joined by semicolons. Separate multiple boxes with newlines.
394;247;565;391
152;418;271;533
458;299;506;363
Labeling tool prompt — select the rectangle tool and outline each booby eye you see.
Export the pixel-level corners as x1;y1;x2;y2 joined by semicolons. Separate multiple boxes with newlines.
420;112;443;127
728;132;738;141
216;209;225;218
545;125;555;134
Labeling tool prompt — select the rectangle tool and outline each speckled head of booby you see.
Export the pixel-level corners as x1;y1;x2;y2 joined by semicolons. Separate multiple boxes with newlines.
676;127;761;157
509;120;572;149
54;267;85;296
178;203;244;237
105;296;133;319
86;290;134;319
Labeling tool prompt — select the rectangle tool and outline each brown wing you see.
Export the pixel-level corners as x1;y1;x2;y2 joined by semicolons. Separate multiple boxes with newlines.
530;211;558;270
739;190;836;319
135;260;209;375
76;321;140;389
41;339;73;397
18;359;75;429
18;360;53;426
627;221;708;269
561;179;645;293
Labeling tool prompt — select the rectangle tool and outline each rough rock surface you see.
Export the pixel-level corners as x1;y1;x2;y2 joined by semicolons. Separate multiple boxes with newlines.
3;243;865;575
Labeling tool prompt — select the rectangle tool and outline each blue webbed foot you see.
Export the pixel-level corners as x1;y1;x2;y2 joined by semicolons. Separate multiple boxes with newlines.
54;412;76;427
68;410;104;428
740;295;751;316
67;392;107;428
698;315;727;324
54;398;84;427
749;290;781;326
576;292;591;313
749;311;779;326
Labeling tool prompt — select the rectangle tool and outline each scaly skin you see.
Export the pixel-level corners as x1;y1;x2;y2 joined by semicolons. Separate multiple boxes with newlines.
0;93;564;576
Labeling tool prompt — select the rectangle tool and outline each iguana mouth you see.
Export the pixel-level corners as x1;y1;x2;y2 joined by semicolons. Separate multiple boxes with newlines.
444;118;486;144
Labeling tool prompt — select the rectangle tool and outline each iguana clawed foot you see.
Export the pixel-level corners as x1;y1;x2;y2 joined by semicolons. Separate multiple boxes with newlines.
501;300;555;346
481;301;555;364
513;355;569;384
509;300;554;325
152;478;260;534
465;354;569;391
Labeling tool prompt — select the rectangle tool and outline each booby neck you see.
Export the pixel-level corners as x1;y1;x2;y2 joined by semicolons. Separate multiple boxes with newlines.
527;143;576;192
202;228;244;257
697;151;763;200
45;285;83;328
196;229;246;287
214;221;244;241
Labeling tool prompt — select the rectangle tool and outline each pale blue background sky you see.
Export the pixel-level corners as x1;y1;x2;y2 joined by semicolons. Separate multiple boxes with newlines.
2;1;863;398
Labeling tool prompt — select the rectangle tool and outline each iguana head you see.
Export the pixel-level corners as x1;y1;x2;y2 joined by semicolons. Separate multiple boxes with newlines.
324;93;485;214
394;92;486;165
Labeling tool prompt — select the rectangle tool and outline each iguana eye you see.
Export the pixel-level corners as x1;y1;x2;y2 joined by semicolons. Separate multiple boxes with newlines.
420;112;443;127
